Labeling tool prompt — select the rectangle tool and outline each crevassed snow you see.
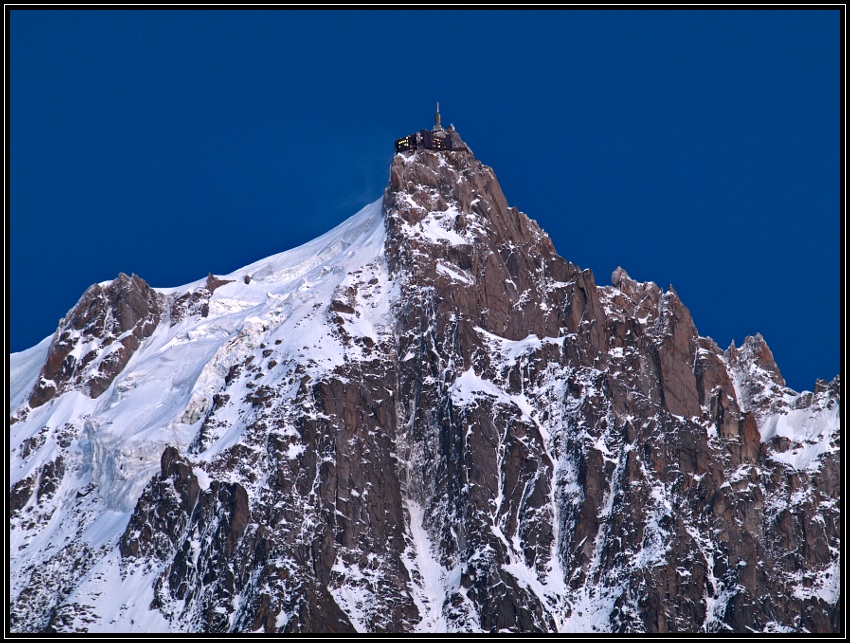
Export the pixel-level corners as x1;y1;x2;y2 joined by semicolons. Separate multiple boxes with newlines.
17;196;386;496
9;197;391;632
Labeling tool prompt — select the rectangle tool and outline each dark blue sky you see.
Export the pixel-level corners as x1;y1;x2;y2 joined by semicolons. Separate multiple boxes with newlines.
9;9;840;392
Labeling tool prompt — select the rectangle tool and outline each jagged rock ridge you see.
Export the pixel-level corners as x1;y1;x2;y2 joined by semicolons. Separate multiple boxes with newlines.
9;125;840;633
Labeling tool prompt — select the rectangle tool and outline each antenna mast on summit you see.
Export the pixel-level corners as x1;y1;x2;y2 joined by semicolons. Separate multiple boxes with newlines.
435;101;442;129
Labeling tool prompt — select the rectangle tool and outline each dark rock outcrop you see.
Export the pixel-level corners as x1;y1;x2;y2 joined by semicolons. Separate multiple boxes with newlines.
9;128;840;633
29;273;162;407
120;446;261;632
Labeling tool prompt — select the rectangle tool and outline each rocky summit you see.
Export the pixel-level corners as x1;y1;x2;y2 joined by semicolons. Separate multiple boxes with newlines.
8;123;840;633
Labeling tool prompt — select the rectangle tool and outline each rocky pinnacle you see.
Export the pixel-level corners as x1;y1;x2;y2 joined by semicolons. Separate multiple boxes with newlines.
9;131;840;633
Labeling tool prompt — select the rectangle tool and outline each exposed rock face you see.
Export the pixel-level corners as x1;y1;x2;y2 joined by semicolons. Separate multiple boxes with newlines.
119;447;260;631
28;273;163;407
9;129;840;633
169;273;233;325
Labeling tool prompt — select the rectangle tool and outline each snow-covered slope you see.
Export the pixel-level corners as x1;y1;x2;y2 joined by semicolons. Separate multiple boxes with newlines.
10;336;51;412
10;198;395;630
9;135;840;633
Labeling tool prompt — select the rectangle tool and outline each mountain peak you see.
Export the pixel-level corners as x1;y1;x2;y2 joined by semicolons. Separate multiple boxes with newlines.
383;125;574;344
8;125;840;633
28;272;162;407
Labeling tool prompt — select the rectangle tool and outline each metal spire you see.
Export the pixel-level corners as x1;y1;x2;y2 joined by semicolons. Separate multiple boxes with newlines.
435;101;442;129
